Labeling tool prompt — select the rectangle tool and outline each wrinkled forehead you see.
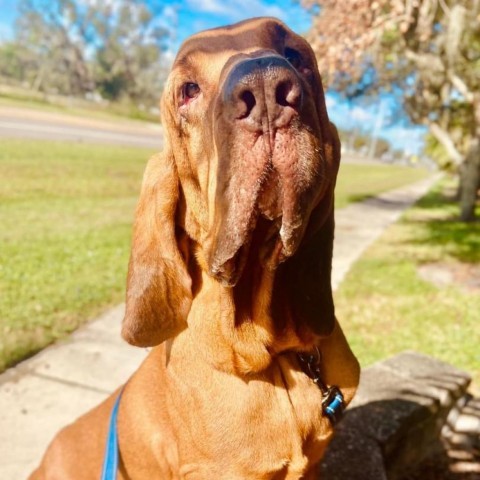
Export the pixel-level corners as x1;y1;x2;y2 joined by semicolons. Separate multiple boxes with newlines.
171;18;307;78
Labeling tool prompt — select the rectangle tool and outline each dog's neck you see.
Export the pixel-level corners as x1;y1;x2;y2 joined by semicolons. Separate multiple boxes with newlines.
181;260;318;375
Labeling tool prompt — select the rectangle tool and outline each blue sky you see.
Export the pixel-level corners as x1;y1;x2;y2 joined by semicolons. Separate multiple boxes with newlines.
0;0;312;44
0;0;425;154
0;0;17;41
160;0;312;47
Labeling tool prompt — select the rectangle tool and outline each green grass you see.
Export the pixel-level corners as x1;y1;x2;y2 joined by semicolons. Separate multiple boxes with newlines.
335;176;480;390
0;139;154;371
0;139;433;373
335;162;431;208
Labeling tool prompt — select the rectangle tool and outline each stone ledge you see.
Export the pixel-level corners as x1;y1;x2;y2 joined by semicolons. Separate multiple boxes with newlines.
320;352;472;479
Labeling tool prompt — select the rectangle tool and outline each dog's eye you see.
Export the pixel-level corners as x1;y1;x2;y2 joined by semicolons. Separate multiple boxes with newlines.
285;48;302;69
183;82;200;100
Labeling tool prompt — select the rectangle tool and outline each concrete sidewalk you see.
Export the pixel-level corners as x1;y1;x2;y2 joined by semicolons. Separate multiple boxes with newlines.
0;174;439;480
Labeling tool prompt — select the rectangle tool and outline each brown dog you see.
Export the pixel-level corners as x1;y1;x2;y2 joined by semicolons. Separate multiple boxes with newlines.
30;17;359;480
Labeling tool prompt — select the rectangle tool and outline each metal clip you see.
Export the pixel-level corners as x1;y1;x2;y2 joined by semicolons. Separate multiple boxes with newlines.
297;349;345;425
321;386;345;425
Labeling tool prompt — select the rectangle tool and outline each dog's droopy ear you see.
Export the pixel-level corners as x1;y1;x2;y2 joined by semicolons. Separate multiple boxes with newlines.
282;206;336;337
288;121;341;337
122;152;192;347
277;122;341;338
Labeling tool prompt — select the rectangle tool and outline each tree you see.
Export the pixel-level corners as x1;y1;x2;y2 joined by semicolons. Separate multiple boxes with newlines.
0;42;31;83
15;0;94;95
5;0;169;106
304;0;480;221
91;1;169;104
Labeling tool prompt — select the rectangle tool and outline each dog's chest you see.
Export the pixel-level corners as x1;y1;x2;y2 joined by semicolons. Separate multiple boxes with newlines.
168;356;331;479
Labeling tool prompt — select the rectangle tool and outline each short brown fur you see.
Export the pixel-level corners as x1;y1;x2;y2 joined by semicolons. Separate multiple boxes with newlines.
30;17;359;480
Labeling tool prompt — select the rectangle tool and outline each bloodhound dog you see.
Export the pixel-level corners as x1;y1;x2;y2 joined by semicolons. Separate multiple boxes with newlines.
31;17;359;480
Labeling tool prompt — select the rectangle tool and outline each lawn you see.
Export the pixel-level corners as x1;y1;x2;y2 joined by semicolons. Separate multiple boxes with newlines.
0;139;431;372
335;176;480;391
335;161;431;208
0;139;154;372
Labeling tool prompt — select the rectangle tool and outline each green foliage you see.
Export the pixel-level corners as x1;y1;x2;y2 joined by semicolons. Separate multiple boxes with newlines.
97;71;129;101
424;133;452;170
338;128;395;158
2;0;169;107
307;0;480;220
91;1;168;104
0;43;27;80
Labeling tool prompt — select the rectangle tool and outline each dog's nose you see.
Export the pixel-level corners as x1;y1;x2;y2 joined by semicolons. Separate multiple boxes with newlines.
223;55;302;131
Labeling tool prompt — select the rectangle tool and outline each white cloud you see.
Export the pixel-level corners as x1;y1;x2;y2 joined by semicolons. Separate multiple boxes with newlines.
326;96;375;131
77;0;118;7
185;0;230;15
350;107;374;122
186;0;284;22
382;125;426;154
163;5;178;21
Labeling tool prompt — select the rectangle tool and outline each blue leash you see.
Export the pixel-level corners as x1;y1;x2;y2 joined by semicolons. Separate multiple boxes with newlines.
100;389;124;480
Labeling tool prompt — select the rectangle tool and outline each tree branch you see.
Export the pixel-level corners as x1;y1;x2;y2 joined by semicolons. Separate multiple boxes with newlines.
446;5;466;67
448;72;474;103
438;0;451;15
429;123;463;165
405;49;445;72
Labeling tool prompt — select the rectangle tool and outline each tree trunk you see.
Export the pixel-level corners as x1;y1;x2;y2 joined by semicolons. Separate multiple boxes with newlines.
32;64;46;92
459;138;480;221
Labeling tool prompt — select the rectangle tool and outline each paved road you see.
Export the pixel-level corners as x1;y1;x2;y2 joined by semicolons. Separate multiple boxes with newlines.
0;174;439;480
0;106;163;149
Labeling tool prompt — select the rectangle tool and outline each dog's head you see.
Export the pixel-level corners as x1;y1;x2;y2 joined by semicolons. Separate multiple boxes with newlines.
122;17;341;348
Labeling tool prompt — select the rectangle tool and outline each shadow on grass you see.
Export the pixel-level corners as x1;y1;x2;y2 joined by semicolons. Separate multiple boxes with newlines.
346;193;377;204
417;221;480;263
404;183;480;263
347;193;414;209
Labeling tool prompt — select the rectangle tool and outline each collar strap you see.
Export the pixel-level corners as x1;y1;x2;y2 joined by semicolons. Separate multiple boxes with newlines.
297;351;345;425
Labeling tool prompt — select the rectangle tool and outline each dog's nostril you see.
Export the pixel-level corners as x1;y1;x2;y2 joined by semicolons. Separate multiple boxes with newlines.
238;90;256;119
276;81;300;108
